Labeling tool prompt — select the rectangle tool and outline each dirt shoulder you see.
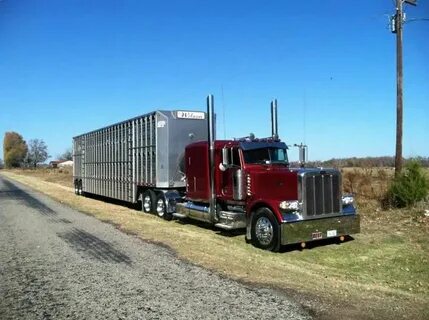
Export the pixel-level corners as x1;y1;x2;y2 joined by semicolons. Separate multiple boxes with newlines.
1;170;428;320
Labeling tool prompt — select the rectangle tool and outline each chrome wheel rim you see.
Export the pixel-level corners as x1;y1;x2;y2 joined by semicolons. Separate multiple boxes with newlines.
255;217;273;245
143;196;151;212
156;198;165;217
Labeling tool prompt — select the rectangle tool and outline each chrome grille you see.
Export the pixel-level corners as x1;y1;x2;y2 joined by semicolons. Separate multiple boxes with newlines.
300;170;341;217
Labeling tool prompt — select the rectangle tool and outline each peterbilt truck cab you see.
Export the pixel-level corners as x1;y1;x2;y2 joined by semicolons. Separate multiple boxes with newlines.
174;96;359;251
176;137;359;251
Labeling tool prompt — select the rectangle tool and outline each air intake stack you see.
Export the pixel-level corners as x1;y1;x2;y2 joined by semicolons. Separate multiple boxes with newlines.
207;94;217;222
271;99;279;140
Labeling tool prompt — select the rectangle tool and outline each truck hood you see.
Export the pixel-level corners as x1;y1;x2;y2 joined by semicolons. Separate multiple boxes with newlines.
246;165;299;201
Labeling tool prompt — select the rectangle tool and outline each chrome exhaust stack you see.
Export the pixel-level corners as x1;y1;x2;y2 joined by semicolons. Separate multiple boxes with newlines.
271;99;279;139
207;94;217;223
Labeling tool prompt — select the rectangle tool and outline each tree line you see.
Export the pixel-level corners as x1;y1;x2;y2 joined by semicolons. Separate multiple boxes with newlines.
293;156;429;168
1;132;427;169
1;131;72;169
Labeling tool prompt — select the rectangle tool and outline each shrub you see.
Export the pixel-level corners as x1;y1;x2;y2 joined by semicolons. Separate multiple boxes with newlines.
386;161;429;208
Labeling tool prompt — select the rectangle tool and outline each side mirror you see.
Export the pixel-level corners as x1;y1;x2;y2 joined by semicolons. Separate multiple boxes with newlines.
293;143;308;168
298;145;307;168
219;147;230;172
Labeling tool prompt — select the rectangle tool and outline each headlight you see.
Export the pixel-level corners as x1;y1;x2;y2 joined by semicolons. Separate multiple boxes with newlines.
342;195;354;206
279;200;299;211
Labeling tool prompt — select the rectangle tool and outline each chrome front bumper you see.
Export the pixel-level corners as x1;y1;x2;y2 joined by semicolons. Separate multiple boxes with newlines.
280;214;360;245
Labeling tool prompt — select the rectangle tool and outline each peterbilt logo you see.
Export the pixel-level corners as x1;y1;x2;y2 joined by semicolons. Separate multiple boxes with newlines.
177;111;205;120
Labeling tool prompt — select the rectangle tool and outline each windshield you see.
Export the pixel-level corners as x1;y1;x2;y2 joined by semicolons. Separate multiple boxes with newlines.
243;147;289;165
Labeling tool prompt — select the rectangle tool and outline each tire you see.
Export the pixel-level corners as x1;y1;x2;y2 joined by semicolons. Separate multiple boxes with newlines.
74;180;79;195
155;193;173;221
141;190;156;214
78;180;83;196
251;207;280;252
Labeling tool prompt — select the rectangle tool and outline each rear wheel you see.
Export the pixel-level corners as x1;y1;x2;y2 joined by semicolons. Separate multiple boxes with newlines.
78;180;83;196
74;180;79;195
251;207;280;252
155;193;172;221
141;190;156;214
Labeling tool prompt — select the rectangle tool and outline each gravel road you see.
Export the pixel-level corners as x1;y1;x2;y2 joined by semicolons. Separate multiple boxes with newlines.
0;175;311;320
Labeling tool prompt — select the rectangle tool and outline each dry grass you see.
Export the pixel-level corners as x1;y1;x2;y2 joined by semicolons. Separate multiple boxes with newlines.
341;167;393;209
1;169;428;320
342;167;429;210
7;167;74;188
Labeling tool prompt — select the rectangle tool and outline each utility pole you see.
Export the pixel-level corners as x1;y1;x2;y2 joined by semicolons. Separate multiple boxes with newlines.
392;0;417;176
395;0;404;176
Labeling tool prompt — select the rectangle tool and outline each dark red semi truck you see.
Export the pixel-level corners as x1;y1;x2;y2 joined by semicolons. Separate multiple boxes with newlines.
73;95;360;251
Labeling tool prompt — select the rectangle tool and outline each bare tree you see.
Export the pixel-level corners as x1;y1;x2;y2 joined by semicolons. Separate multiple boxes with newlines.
58;148;73;161
27;139;49;168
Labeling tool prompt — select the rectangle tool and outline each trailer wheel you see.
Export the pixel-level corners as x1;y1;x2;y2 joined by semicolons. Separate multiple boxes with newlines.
155;193;173;221
251;207;280;252
78;180;83;196
74;180;79;195
142;190;156;214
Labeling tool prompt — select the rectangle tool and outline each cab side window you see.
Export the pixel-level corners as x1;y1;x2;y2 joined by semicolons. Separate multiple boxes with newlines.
232;148;241;167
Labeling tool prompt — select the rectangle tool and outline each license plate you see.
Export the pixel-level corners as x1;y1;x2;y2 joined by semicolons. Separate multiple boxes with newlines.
312;232;323;240
327;229;337;237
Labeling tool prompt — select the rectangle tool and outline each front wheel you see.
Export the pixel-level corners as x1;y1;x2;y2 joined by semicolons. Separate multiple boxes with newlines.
251;207;280;252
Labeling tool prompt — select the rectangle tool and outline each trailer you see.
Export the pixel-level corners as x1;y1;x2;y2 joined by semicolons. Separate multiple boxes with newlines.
74;96;360;251
73;110;207;219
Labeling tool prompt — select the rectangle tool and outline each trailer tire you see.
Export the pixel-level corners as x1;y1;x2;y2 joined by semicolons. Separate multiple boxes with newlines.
142;190;156;214
251;207;280;252
78;180;83;196
155;193;173;221
74;180;79;195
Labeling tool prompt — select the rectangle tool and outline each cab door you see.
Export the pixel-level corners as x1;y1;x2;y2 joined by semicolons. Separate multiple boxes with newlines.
220;147;242;200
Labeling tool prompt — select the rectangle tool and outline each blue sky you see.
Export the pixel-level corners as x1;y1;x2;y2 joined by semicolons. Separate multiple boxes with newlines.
0;0;428;162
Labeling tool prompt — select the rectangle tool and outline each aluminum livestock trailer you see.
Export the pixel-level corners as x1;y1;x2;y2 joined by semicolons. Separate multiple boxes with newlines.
73;110;207;205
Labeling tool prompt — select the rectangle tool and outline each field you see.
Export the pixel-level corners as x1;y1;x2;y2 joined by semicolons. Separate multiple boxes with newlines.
1;167;428;320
